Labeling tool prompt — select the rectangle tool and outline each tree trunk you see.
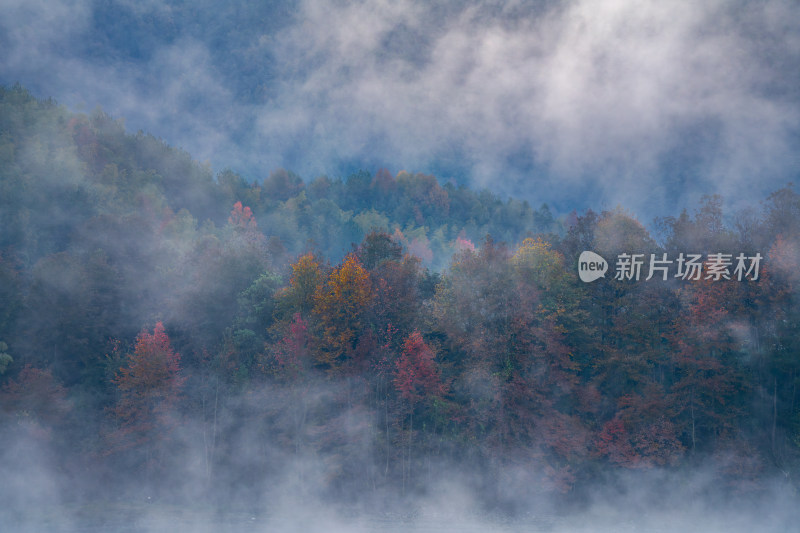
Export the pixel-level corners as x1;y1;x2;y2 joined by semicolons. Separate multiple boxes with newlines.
690;387;696;454
772;377;777;455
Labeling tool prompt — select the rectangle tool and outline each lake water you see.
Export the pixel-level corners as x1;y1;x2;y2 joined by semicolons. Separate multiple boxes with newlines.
4;506;789;533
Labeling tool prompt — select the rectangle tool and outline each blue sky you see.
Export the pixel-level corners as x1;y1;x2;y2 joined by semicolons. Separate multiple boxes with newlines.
2;0;799;219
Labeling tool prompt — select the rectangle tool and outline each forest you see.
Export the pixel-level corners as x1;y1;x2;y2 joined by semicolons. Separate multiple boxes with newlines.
1;84;799;520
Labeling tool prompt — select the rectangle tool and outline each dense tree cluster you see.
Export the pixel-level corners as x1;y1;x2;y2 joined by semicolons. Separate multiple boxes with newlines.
1;85;799;507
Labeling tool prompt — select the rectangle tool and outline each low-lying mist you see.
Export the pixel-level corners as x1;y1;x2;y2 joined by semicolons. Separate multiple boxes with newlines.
2;376;798;533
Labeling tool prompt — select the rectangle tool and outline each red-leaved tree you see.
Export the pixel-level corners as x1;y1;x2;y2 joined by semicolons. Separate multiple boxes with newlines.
228;201;257;231
394;331;445;405
273;312;311;380
394;330;446;493
1;365;71;442
107;322;184;465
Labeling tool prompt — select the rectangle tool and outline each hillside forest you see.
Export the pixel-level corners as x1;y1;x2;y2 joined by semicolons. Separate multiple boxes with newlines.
1;85;800;512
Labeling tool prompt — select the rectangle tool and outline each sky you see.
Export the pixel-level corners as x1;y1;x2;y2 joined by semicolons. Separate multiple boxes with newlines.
1;0;799;219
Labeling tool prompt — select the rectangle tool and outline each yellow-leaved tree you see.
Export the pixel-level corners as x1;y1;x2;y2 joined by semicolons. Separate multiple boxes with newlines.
312;254;372;371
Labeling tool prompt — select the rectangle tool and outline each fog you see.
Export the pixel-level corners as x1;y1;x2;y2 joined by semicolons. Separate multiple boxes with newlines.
2;379;799;532
2;1;800;532
1;0;799;217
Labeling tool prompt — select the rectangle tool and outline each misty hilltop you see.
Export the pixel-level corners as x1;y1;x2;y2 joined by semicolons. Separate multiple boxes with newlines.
2;0;799;219
1;82;800;533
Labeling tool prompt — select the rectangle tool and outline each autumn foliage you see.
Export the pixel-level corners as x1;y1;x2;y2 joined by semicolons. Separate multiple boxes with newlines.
272;312;310;380
3;85;800;502
312;254;372;370
228;201;257;231
1;365;70;441
394;331;445;405
108;322;184;455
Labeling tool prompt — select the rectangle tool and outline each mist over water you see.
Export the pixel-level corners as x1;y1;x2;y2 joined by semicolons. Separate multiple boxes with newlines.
3;412;799;533
3;364;800;532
